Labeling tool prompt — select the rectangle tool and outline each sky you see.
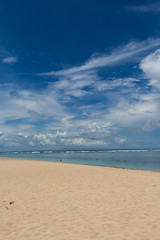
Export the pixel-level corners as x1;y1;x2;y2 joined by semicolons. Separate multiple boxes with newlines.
0;0;160;151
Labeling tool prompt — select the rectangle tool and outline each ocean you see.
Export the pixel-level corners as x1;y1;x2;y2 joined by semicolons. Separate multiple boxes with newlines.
0;149;160;172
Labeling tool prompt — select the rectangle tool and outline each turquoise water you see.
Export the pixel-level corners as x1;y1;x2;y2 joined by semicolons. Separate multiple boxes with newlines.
0;150;160;172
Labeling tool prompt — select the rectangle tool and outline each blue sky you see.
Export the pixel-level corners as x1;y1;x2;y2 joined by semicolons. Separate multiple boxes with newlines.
0;0;160;151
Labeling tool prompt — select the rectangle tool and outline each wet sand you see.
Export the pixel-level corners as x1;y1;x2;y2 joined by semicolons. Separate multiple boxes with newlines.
0;157;160;240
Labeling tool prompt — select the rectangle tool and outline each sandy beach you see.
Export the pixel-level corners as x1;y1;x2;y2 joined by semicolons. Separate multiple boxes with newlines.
0;157;160;240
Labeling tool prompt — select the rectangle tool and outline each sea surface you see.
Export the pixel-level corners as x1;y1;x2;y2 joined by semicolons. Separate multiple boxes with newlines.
0;150;160;172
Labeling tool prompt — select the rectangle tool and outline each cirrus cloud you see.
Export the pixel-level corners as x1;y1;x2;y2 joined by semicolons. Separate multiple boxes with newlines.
2;56;18;64
1;40;160;150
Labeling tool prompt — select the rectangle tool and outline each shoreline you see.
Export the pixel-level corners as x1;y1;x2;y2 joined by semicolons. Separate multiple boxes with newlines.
0;157;160;240
0;156;160;174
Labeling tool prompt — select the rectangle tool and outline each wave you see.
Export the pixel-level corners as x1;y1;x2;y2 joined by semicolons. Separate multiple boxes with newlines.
1;149;160;155
63;149;160;153
43;151;53;153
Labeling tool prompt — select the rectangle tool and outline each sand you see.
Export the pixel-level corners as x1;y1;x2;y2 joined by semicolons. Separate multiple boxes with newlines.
0;157;160;240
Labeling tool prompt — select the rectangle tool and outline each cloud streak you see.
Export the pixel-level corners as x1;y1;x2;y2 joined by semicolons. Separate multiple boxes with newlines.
2;56;18;64
1;40;160;150
127;3;160;13
38;39;160;101
39;39;160;77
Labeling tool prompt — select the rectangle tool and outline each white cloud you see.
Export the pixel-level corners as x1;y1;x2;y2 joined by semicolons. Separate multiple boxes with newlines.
79;122;112;144
106;94;160;128
1;41;160;150
48;70;98;98
115;138;127;143
29;141;35;146
14;129;109;148
61;137;107;146
91;48;160;132
33;134;56;146
94;78;139;91
127;4;160;13
61;137;86;145
38;39;160;100
0;87;66;124
39;39;160;77
119;138;126;143
18;132;30;139
56;131;66;137
2;56;17;64
140;49;160;88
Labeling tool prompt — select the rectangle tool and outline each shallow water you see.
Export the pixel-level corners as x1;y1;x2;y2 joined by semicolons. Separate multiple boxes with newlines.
0;149;160;172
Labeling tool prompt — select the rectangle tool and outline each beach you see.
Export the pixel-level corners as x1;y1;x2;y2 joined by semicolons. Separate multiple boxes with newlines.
0;157;160;240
